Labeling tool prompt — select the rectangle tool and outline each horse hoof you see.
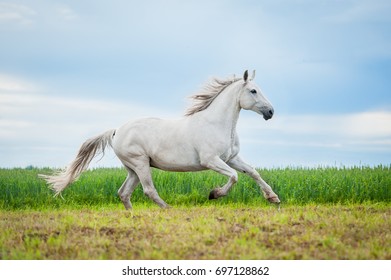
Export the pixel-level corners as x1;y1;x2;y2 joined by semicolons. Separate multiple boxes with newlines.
161;204;171;209
209;189;219;200
267;196;280;204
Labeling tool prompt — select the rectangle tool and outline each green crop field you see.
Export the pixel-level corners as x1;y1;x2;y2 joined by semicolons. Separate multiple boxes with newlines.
0;166;390;259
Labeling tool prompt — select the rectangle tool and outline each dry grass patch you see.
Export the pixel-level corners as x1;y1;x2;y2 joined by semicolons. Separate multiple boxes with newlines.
0;205;389;259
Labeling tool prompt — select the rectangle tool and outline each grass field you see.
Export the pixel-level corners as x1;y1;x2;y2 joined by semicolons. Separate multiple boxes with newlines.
0;166;390;259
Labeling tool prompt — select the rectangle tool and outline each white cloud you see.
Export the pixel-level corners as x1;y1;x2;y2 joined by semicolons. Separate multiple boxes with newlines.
282;111;391;139
0;91;168;141
235;110;391;167
0;2;80;31
343;111;391;138
0;74;37;92
238;110;391;151
56;5;78;21
0;3;36;27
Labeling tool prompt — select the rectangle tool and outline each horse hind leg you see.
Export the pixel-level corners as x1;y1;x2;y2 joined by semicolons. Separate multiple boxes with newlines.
132;161;169;209
118;168;140;210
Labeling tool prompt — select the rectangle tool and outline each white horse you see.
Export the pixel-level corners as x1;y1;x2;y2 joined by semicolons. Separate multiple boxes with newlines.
41;70;280;209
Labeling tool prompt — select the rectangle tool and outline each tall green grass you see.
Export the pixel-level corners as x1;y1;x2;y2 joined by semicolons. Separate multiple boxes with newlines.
0;166;390;210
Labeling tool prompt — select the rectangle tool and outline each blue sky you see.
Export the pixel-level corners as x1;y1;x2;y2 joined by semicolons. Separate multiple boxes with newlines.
0;0;390;168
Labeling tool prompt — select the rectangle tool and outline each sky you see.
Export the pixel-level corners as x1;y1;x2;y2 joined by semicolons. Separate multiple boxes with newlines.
0;0;390;168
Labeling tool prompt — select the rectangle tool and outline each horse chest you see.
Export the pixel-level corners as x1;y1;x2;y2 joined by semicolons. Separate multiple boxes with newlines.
219;133;239;162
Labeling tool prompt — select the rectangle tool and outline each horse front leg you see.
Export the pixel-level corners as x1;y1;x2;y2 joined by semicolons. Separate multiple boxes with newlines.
228;155;280;204
201;156;238;199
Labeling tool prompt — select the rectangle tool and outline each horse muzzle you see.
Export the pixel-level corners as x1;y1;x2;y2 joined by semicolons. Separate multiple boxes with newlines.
262;107;274;120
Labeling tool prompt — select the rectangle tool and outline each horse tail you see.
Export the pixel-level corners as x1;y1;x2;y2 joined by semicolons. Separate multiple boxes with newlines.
40;129;116;197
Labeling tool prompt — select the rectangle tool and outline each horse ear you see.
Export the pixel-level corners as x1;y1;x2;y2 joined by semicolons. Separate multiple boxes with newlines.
243;70;249;82
251;70;256;80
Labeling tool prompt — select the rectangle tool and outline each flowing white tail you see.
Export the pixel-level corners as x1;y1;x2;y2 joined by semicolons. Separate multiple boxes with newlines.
40;129;116;196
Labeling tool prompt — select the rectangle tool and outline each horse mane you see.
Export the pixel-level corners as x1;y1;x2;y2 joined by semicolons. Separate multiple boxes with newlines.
185;75;242;116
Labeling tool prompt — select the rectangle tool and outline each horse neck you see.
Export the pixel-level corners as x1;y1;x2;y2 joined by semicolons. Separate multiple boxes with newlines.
198;84;241;130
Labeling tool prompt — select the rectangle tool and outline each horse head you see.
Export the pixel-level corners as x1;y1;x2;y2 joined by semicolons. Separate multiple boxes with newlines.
239;70;274;120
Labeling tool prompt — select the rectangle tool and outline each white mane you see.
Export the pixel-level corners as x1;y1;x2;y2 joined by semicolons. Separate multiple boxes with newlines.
185;76;242;116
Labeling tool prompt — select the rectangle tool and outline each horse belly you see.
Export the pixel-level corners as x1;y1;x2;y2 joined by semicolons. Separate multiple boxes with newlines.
150;145;205;172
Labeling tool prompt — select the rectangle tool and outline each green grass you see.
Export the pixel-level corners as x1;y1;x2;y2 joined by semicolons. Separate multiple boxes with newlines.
0;166;390;210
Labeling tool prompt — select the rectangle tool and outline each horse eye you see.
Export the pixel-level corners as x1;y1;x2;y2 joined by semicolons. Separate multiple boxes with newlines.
250;89;257;94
